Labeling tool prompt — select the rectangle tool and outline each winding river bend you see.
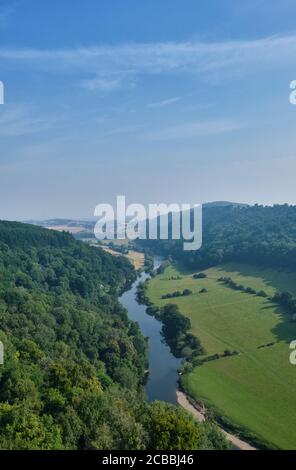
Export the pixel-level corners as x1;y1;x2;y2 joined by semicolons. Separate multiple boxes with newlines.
119;257;255;450
119;257;182;404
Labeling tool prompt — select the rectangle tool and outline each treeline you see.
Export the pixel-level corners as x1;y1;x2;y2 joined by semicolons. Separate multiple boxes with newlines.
143;253;154;273
161;304;203;358
218;277;268;298
218;276;296;318
137;280;203;360
272;291;296;317
0;221;227;450
161;289;192;299
104;241;129;255
135;204;296;271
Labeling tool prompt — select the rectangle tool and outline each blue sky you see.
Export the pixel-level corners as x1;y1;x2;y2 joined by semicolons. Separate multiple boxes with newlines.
1;0;296;219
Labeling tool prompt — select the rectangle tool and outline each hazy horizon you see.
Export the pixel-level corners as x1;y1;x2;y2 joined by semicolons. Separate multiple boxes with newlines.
1;199;294;223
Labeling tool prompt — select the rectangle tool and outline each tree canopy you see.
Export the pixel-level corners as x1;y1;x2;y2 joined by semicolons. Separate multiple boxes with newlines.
0;221;226;450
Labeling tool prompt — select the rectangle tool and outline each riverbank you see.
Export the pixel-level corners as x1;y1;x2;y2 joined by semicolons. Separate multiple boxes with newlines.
176;391;256;451
142;259;259;450
145;260;296;448
119;257;182;404
124;257;256;450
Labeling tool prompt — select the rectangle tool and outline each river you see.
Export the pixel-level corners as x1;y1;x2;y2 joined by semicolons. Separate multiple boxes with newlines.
119;257;255;450
119;256;182;404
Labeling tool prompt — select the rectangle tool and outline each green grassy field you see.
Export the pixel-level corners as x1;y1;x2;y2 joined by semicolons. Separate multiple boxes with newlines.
147;263;296;449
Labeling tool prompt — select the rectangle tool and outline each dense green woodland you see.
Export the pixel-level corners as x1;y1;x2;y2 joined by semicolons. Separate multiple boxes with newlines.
137;204;296;270
0;221;226;450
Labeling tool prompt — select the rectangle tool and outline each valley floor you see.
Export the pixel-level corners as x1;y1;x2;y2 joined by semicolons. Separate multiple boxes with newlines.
147;263;296;449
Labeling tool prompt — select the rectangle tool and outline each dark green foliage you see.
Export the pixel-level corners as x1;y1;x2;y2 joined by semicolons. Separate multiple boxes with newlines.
136;204;296;271
218;277;265;297
272;291;296;315
182;289;192;296
162;304;191;342
145;401;229;450
193;273;207;279
136;280;151;305
159;304;203;358
143;253;154;274
199;288;208;294
257;290;268;298
0;222;144;449
161;289;192;299
0;221;225;450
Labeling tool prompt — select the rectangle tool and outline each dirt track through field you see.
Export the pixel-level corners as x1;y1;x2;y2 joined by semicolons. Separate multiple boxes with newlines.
176;390;256;451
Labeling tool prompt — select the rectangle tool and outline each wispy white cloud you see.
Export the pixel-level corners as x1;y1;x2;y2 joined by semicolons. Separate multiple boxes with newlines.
147;97;181;108
0;104;61;137
82;77;122;92
147;119;241;141
0;34;296;96
1;34;296;81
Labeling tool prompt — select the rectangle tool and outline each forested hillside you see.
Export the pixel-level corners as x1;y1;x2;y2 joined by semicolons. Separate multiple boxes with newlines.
137;204;296;270
0;221;226;450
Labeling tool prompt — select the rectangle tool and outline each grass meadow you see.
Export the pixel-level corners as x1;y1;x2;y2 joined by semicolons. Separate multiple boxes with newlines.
147;263;296;449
